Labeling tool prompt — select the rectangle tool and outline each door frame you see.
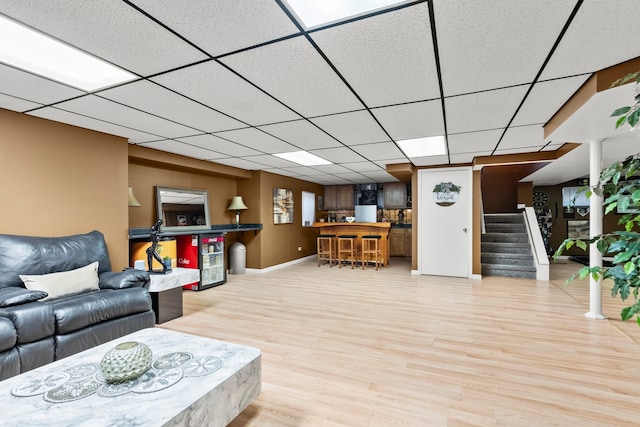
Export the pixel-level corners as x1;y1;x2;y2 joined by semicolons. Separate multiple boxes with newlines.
417;167;473;278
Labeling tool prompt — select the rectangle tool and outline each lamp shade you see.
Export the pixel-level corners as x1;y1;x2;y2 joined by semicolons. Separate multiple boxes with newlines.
128;187;141;207
228;196;248;210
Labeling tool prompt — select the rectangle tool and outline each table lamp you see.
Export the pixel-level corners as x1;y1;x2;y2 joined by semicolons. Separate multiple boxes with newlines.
228;196;248;228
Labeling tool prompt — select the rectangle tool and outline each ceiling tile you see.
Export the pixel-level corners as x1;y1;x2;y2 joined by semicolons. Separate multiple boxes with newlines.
361;170;399;182
310;110;389;145
512;75;590;126
176;134;262;157
152;61;300;126
140;140;224;160
307;164;353;174
264;168;304;178
311;3;439;107
0;93;42;112
494;146;541;156
450;151;491;164
53;95;199;138
221;36;363;117
434;0;576;96
309;147;367;163
498;125;545;151
0;65;84;105
257;120;342;150
334;172;370;182
212;157;267;170
410;154;450;167
541;0;640;80
0;1;207;76
213;128;298;153
242;155;298;168
350;142;405;161
373;158;406;169
372;100;444;141
99;81;244;133
27;107;160;142
445;85;529;134
341;162;385;172
447;129;504;154
131;0;299;56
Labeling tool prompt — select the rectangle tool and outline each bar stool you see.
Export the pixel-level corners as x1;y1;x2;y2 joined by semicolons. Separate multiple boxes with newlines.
361;235;382;271
317;234;336;267
337;235;358;269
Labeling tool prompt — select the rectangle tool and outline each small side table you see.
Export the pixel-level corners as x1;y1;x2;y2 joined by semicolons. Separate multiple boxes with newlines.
148;267;200;324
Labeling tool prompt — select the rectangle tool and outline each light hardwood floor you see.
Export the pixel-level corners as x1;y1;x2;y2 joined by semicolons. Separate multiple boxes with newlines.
160;258;640;426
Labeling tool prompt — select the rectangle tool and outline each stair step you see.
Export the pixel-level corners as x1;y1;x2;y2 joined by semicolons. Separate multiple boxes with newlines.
481;253;534;266
481;264;537;279
481;232;529;244
481;242;531;254
485;223;526;233
484;213;525;224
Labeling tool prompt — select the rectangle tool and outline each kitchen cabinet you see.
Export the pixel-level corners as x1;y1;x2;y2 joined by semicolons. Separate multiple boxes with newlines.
324;185;354;210
389;227;412;257
384;182;408;208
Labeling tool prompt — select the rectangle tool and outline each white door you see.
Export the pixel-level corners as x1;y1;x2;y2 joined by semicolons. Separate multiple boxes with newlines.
419;167;472;277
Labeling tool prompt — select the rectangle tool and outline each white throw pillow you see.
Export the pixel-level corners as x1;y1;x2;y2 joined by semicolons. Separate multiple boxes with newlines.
20;261;99;300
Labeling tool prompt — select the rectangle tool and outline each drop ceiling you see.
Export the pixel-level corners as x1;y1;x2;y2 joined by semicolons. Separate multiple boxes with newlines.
1;0;640;185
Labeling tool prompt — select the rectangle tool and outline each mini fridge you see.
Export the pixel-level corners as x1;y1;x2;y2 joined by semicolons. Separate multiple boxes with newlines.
176;234;226;291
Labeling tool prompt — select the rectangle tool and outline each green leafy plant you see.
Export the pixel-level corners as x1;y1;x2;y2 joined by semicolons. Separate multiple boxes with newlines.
554;72;640;326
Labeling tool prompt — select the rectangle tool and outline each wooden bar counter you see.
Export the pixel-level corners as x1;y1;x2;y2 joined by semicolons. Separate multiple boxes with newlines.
312;222;391;266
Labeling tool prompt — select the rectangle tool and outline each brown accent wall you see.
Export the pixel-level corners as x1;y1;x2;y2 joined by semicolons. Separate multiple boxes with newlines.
517;182;534;207
238;171;324;269
0;108;129;269
481;163;547;213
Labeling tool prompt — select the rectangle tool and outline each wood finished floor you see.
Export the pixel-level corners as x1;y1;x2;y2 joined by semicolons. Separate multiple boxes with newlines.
160;258;640;426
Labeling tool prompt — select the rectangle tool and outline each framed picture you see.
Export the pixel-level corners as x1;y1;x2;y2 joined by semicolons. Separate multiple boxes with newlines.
616;195;640;214
273;188;293;224
567;220;589;240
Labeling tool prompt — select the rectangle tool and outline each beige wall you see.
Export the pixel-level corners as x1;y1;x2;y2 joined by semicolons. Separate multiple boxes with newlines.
238;171;324;269
0;108;130;269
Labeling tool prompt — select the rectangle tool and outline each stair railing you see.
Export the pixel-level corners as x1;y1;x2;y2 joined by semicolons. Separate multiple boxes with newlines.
523;207;549;280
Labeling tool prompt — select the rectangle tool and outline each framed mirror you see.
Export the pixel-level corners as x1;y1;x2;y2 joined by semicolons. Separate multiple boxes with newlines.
155;186;211;232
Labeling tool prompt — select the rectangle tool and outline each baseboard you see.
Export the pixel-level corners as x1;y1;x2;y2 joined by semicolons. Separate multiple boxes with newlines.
410;269;420;275
470;274;482;280
245;255;316;274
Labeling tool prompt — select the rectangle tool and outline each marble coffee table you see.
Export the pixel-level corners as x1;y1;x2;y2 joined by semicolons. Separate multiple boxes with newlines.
0;328;261;426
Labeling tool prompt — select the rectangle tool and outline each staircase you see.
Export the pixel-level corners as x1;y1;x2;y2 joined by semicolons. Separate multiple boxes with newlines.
481;213;536;279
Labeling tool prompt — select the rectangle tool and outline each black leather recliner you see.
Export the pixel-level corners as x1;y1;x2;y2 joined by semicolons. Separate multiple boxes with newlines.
0;230;155;381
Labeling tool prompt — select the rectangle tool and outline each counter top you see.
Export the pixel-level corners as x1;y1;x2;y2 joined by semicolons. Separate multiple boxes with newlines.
312;222;390;228
129;223;262;239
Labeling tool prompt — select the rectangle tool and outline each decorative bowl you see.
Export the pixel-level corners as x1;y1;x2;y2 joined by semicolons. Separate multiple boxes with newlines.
345;216;356;223
100;341;152;383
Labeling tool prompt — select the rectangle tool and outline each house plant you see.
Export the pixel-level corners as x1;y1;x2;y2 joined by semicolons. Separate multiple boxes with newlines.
554;71;640;327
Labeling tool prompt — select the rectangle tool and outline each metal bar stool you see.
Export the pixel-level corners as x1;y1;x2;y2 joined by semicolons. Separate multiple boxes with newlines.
362;235;382;271
337;235;358;269
317;234;336;267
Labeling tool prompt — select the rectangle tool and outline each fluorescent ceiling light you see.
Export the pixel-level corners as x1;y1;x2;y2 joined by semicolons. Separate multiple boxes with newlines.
283;0;410;29
398;136;447;158
0;15;136;91
274;151;332;166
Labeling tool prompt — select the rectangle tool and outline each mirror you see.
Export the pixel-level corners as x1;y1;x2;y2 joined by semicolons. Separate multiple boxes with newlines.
156;186;211;232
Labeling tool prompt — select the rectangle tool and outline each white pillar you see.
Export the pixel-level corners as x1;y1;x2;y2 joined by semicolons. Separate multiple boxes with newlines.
586;139;606;319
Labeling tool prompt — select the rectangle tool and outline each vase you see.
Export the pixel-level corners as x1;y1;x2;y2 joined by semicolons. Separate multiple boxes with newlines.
100;341;152;383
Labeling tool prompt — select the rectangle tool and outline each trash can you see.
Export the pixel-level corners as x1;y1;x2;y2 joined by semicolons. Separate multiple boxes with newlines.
229;242;246;274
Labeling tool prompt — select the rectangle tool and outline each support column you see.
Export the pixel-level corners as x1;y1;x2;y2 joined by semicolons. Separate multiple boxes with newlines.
586;138;606;319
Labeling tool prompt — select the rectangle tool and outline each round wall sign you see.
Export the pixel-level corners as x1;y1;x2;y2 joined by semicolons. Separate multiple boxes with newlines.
432;182;461;207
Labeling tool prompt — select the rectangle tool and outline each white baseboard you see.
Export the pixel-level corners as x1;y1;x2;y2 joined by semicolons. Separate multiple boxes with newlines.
410;269;420;275
242;255;316;274
470;274;482;280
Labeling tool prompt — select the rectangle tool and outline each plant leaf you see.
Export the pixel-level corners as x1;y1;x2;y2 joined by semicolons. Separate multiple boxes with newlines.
624;261;636;275
621;306;636;321
611;106;632;117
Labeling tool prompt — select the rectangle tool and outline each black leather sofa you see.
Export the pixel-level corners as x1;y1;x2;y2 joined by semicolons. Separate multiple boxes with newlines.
0;230;155;381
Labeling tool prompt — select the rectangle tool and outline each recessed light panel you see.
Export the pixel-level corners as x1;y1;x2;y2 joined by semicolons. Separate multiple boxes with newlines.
398;136;447;157
283;0;411;29
274;151;332;166
0;15;136;91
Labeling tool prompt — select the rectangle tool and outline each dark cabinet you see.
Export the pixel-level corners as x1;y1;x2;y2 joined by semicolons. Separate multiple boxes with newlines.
324;185;354;210
384;182;408;208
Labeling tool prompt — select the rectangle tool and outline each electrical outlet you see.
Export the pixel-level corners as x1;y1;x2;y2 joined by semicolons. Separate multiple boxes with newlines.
297;246;302;251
